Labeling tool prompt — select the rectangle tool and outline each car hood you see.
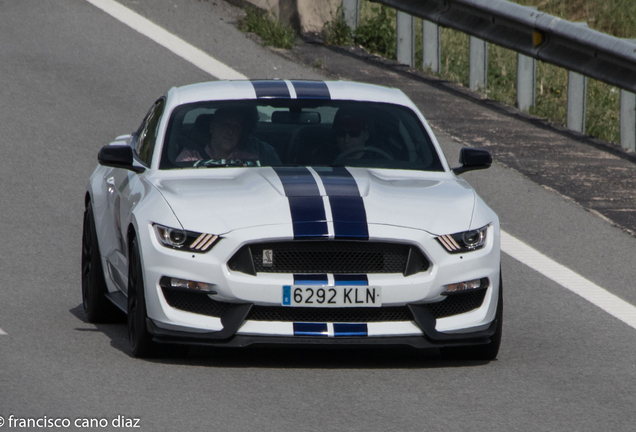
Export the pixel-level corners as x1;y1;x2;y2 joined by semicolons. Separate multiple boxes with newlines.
151;167;476;236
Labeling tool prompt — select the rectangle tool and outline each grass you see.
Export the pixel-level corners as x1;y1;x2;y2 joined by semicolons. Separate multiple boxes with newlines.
321;0;636;145
239;6;296;49
514;0;636;38
323;6;354;46
353;4;396;59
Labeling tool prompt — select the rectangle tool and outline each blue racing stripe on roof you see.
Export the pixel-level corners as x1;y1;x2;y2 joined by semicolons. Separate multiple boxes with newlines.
291;81;330;99
273;167;329;239
315;168;369;240
251;80;290;99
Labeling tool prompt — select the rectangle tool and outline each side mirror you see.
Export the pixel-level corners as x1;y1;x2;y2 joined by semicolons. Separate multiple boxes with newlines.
98;145;145;173
452;147;492;175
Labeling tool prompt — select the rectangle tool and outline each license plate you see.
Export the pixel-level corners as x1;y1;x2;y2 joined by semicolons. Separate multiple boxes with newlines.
282;285;382;307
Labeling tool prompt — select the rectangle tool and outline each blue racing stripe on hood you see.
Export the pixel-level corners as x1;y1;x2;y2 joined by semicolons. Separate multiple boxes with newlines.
315;167;369;240
273;167;321;196
251;80;290;99
273;167;328;239
291;81;330;99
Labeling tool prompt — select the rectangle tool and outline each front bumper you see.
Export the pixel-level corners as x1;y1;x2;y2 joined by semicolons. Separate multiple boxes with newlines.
138;222;501;344
146;307;500;349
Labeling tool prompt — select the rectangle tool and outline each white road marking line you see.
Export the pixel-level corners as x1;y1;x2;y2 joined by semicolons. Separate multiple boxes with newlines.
501;231;636;330
0;328;7;335
86;0;636;331
85;0;248;80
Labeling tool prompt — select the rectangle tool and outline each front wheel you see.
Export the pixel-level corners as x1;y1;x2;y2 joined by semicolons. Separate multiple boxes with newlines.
440;272;503;361
81;203;120;322
127;237;157;358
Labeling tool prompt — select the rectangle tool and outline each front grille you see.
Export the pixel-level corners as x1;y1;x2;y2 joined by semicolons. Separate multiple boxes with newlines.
161;286;486;321
228;241;429;275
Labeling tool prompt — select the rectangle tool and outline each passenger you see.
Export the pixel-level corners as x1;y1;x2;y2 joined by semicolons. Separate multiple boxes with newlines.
177;107;281;166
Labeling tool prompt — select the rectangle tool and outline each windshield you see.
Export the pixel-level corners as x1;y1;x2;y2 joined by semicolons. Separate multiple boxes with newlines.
159;99;444;171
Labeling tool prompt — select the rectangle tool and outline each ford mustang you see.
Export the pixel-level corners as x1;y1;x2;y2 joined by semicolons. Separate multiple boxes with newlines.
82;80;501;359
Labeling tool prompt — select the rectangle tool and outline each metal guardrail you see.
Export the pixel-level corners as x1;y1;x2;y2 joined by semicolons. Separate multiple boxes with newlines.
350;0;636;151
373;0;636;93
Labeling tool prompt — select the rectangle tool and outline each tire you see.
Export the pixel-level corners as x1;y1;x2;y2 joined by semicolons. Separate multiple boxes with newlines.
440;272;503;361
82;203;120;322
127;236;158;358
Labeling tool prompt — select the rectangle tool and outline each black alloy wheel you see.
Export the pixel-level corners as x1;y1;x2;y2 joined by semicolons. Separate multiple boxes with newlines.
81;203;119;322
127;237;158;358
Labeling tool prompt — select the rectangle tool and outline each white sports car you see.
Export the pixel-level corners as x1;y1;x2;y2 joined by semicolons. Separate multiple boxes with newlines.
82;80;501;359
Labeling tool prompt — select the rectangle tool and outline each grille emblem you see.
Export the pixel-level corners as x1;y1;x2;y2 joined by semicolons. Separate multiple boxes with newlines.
263;249;274;267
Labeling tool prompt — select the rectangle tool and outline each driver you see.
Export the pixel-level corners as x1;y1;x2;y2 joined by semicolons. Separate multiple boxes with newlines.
177;107;281;166
310;109;372;165
333;111;370;159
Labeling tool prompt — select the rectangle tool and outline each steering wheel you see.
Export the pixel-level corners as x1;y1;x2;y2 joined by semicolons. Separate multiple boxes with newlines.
333;146;393;164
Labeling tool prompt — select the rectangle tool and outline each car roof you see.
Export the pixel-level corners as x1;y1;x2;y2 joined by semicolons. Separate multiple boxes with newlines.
165;80;414;109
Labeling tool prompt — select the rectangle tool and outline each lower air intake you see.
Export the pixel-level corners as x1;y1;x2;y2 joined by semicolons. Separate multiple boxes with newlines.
161;287;486;321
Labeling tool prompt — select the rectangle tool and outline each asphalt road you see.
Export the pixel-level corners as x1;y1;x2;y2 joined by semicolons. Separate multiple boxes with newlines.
1;1;636;431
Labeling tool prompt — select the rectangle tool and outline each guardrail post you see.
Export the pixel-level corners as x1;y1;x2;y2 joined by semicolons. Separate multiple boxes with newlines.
619;39;636;152
422;20;441;73
567;71;587;133
620;90;636;152
396;11;414;66
516;6;537;111
516;53;536;111
566;23;589;133
469;37;488;91
342;0;360;31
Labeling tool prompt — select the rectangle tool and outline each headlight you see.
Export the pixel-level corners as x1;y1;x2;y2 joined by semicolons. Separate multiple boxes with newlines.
437;225;488;253
153;223;220;253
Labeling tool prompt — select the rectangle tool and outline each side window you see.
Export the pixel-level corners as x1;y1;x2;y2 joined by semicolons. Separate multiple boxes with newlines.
135;99;165;166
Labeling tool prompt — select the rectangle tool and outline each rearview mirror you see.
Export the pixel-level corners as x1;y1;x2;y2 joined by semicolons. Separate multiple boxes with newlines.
271;111;321;124
98;145;145;173
451;147;492;175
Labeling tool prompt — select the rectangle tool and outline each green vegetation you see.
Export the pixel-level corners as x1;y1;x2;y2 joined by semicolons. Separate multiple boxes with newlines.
515;0;636;38
353;5;396;59
323;6;354;46
239;6;296;49
322;0;636;144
